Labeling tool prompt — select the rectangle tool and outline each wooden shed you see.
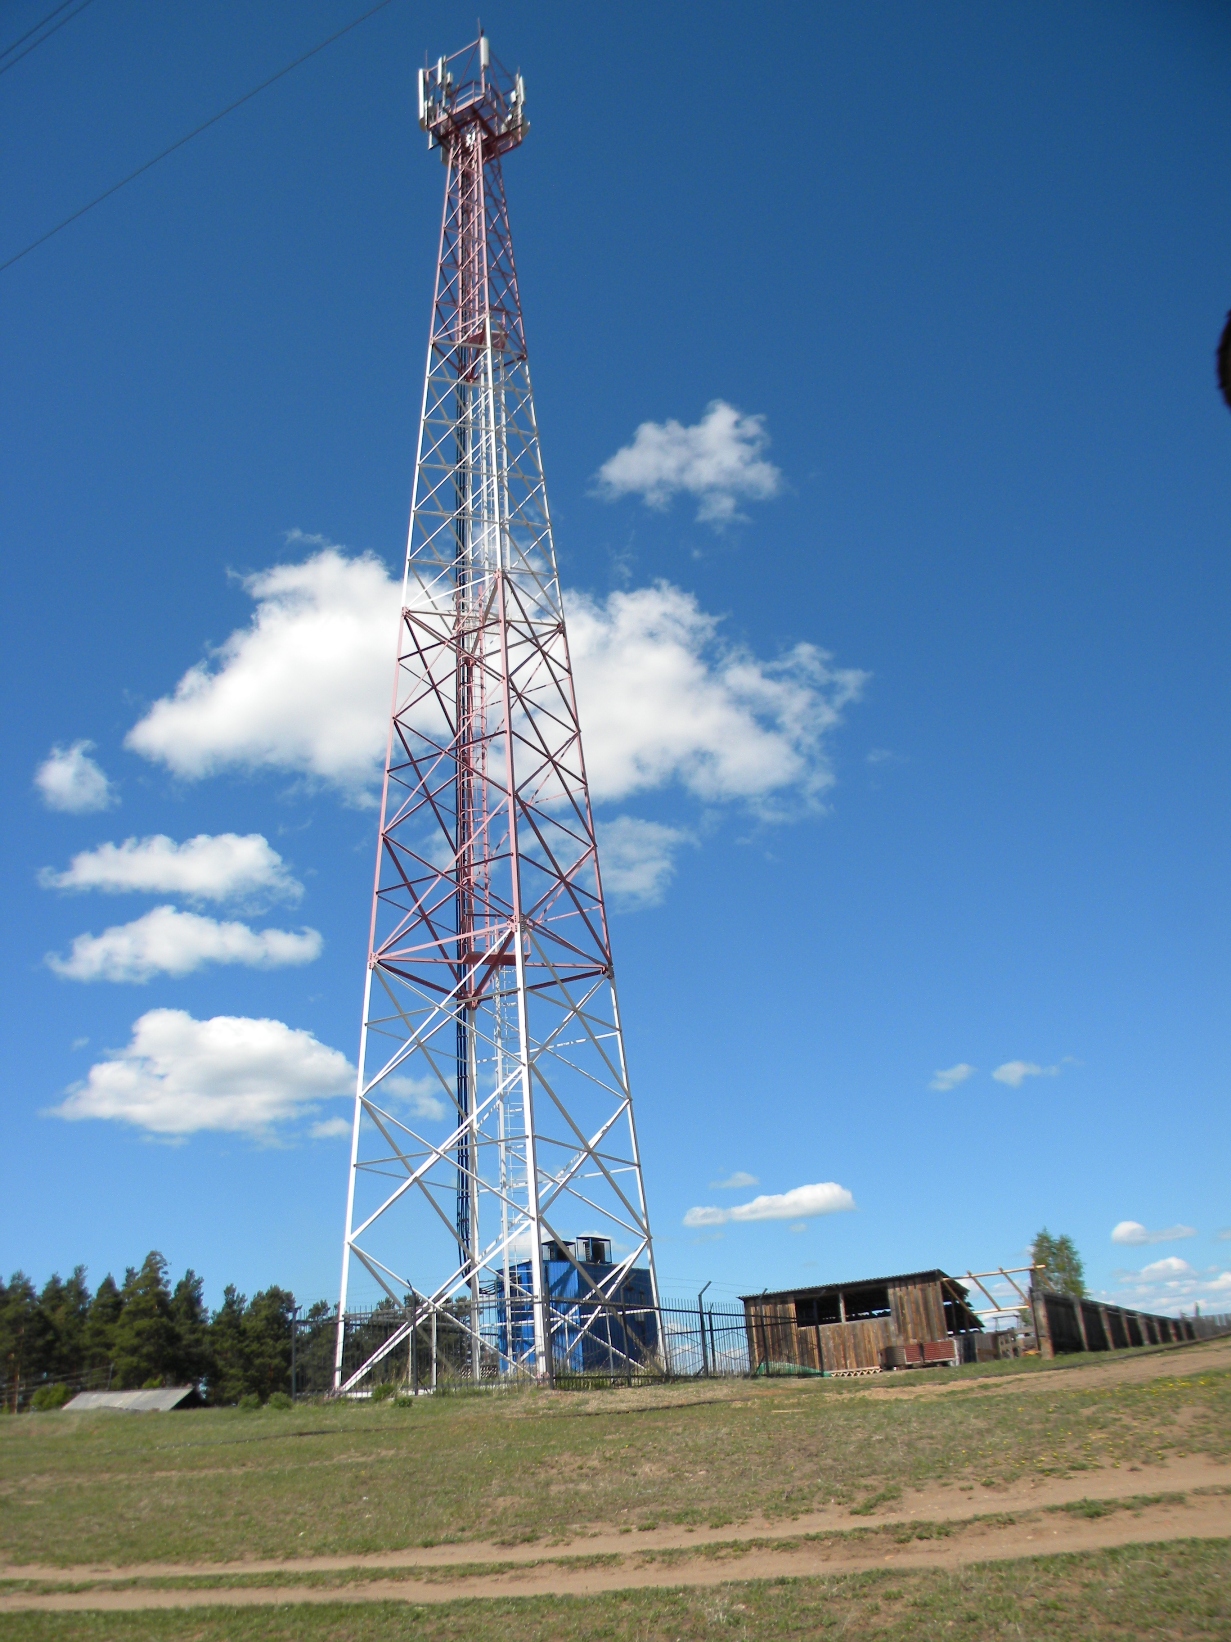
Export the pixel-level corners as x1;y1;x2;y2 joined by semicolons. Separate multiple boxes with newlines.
741;1270;982;1375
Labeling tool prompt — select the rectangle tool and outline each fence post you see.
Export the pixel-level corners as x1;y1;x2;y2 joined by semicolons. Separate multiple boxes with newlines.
698;1282;711;1377
410;1293;418;1397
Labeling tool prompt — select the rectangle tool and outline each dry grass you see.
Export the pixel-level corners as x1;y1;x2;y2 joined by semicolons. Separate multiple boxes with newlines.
1;1347;1228;1568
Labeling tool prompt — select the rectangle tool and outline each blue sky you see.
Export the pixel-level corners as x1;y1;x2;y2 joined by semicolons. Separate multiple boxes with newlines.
3;0;1230;1319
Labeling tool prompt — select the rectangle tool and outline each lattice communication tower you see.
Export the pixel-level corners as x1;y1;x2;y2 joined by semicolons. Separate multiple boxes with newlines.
335;36;658;1389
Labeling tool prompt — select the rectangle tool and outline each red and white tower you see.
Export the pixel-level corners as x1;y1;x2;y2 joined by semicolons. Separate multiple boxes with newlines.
335;36;658;1388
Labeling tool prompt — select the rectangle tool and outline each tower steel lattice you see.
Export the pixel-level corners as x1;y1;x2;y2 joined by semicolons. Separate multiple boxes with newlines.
335;36;658;1390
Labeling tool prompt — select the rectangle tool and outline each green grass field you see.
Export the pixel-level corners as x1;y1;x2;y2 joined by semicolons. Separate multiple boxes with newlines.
1;1540;1229;1641
2;1344;1228;1568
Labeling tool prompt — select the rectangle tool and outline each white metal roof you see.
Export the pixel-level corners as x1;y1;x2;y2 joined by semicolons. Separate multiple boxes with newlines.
63;1387;197;1413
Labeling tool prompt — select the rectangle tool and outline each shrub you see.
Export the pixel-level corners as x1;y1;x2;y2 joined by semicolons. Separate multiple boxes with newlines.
370;1382;397;1402
237;1392;262;1411
266;1391;293;1410
31;1383;72;1412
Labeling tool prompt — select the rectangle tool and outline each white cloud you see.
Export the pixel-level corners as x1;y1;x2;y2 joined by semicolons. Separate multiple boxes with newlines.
34;741;117;813
1139;1256;1194;1280
383;1074;448;1122
684;1181;855;1228
46;906;322;983
597;816;690;907
310;1116;352;1139
126;550;399;797
124;550;866;820
1111;1220;1197;1247
930;1062;975;1092
710;1171;760;1190
1106;1253;1231;1316
52;1009;354;1135
594;401;782;525
39;833;301;904
569;582;866;810
992;1060;1061;1088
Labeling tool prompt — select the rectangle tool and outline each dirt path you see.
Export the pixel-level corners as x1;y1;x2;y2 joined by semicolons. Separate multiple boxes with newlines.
4;1455;1229;1585
4;1337;1226;1617
2;1491;1229;1614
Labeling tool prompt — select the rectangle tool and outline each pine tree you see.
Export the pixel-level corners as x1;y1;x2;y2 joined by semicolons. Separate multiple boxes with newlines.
83;1275;124;1386
38;1268;91;1384
241;1288;295;1402
1032;1228;1086;1298
169;1271;212;1389
207;1287;248;1405
111;1253;176;1388
0;1274;42;1410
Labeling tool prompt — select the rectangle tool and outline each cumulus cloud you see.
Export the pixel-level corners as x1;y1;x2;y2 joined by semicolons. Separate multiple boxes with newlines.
39;833;301;904
52;1009;354;1135
383;1074;448;1122
594;401;782;525
930;1063;975;1092
1138;1256;1195;1280
46;906;322;983
126;550;399;797
1111;1220;1197;1247
124;550;866;819
992;1060;1060;1088
597;816;690;907
684;1181;855;1228
310;1116;352;1139
710;1171;760;1190
1108;1254;1231;1315
569;582;866;810
34;741;117;812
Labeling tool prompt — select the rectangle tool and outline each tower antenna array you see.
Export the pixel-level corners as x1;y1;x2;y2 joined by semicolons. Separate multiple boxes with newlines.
335;35;658;1388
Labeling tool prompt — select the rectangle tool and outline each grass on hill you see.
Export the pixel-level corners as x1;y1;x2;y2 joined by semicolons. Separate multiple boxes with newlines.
1;1540;1229;1641
1;1344;1228;1568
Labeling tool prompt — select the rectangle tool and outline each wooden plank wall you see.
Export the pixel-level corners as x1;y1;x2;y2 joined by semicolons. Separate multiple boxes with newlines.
816;1316;895;1371
744;1278;953;1372
890;1281;947;1344
1037;1292;1194;1357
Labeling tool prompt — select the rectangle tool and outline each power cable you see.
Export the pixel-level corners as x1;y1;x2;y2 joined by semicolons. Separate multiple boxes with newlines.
0;0;96;77
0;0;396;276
0;0;86;63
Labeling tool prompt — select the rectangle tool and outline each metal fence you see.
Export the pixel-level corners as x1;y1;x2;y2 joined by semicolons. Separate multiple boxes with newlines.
329;1299;1231;1396
331;1297;754;1393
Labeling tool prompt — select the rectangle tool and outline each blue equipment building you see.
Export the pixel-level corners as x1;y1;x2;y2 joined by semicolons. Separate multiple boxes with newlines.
496;1236;658;1374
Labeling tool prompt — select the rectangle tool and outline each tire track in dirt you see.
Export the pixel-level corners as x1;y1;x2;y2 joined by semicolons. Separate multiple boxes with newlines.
2;1494;1229;1613
4;1457;1229;1584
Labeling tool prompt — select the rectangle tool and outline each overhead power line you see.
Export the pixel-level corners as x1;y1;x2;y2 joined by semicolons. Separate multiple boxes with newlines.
0;0;97;78
0;0;397;276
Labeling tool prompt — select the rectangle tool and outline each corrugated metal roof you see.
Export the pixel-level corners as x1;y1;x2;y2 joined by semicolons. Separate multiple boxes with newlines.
739;1270;958;1305
63;1387;199;1413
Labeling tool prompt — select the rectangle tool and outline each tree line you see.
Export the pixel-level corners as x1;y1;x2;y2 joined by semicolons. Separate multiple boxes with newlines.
0;1252;335;1409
